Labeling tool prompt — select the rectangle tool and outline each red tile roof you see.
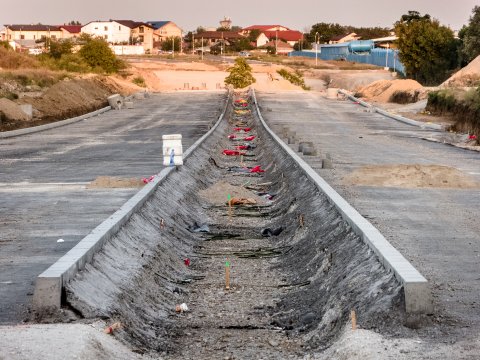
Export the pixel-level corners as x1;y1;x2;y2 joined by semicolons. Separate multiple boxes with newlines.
243;25;290;31
113;20;153;29
264;30;303;42
59;25;82;33
261;40;293;49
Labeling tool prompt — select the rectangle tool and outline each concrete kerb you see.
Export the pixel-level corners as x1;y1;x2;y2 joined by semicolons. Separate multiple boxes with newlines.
32;90;231;311
338;89;444;131
0;106;111;139
251;89;432;315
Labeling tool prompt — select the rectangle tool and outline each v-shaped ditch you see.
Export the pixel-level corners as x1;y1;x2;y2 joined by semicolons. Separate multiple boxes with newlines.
65;92;403;359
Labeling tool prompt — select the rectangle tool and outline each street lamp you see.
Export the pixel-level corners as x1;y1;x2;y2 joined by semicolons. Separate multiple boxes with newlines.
315;32;319;67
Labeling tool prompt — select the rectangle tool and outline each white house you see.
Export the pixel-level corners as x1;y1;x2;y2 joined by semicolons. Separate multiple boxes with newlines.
81;20;132;43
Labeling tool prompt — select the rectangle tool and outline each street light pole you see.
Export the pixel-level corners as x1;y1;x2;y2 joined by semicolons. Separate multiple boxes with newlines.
201;36;204;60
275;30;278;55
315;32;319;67
172;37;174;58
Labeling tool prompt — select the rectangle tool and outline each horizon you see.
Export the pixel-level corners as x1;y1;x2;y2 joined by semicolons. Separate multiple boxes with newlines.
1;0;477;33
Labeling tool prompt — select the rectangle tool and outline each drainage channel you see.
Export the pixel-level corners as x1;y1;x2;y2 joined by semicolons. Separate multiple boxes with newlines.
62;92;403;358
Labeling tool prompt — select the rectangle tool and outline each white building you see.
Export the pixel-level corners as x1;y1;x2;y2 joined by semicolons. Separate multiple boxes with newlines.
81;21;132;43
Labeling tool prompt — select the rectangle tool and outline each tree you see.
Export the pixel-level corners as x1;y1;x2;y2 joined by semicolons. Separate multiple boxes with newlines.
161;36;181;52
247;29;261;43
293;39;312;51
460;6;480;63
78;35;123;73
344;26;390;39
231;38;253;52
395;11;457;85
308;23;344;43
48;39;73;59
224;57;256;88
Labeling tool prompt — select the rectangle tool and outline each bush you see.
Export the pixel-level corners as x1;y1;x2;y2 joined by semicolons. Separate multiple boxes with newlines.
224;57;256;89
78;36;124;74
132;76;146;87
48;39;73;59
0;47;39;69
389;90;420;104
277;68;310;90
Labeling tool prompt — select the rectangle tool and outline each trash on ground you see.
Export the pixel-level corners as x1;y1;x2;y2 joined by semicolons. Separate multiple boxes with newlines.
228;197;257;206
261;227;284;237
223;150;246;156
104;322;123;334
175;303;189;313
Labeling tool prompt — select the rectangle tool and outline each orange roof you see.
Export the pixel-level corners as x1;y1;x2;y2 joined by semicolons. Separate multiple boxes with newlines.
264;30;303;42
243;25;290;31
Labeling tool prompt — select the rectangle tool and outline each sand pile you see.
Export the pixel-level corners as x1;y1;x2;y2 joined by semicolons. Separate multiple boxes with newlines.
357;79;423;103
442;55;480;87
0;98;30;121
199;180;267;205
87;176;144;189
343;164;479;188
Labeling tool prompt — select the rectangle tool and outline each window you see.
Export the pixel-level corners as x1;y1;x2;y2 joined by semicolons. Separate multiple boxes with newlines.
139;26;144;33
51;35;56;39
20;35;25;39
94;27;98;30
104;35;108;40
119;26;121;31
104;26;108;31
33;35;36;39
139;35;144;42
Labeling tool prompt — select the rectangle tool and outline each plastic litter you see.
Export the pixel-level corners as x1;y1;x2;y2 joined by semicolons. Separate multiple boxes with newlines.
233;127;252;132
249;165;265;173
184;258;191;266
223;149;246;156
228;134;236;139
261;227;284;237
243;136;255;141
188;222;210;233
175;303;189;313
228;197;257;205
104;322;122;334
56;239;64;243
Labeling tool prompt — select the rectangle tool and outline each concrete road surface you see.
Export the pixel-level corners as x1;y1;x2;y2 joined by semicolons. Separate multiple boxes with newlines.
0;92;225;323
257;90;480;342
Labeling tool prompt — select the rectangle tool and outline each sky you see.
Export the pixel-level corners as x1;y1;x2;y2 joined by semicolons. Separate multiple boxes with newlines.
1;0;477;32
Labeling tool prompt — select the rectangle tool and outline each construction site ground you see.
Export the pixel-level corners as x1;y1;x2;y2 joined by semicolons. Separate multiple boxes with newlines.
1;57;479;359
0;92;224;323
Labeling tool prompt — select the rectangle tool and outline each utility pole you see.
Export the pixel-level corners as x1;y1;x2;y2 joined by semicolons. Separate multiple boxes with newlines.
315;32;319;66
172;37;174;58
201;36;204;60
192;33;195;55
275;30;278;55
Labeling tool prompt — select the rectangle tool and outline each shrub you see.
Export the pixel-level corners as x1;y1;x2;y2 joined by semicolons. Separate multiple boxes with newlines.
389;90;420;104
277;68;310;90
224;57;256;89
78;36;124;74
48;39;73;59
0;47;39;69
132;76;146;87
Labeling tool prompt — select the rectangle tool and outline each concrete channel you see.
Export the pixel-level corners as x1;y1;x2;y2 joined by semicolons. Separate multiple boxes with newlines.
33;90;430;357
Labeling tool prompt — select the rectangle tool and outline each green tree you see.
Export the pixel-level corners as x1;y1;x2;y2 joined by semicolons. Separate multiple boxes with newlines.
231;38;253;52
78;35;122;73
248;29;261;43
460;6;480;63
395;11;457;85
0;40;11;50
344;26;391;39
161;36;181;51
293;39;312;51
224;57;256;88
308;23;345;43
48;39;73;59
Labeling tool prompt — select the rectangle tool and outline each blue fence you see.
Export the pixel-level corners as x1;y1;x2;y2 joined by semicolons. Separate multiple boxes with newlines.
289;45;405;75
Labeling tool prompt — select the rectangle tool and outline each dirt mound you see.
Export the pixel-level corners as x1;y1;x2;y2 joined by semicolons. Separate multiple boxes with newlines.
199;180;266;205
343;164;479;188
357;79;424;103
0;98;30;121
442;55;480;87
18;77;117;121
87;176;144;189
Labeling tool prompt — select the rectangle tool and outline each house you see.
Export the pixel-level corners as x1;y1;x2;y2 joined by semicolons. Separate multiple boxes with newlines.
114;20;155;52
147;21;182;43
251;32;269;47
241;25;291;35
195;31;246;46
81;20;132;43
329;32;361;44
260;40;293;55
1;24;62;42
264;30;303;47
59;25;82;39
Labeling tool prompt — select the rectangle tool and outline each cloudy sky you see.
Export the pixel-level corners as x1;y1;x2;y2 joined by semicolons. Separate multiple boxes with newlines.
1;0;477;32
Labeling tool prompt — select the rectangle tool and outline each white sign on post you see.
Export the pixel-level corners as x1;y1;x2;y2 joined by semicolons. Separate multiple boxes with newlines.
162;134;183;166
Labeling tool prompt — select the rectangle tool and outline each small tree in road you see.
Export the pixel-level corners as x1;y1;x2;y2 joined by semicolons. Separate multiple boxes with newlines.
224;57;256;89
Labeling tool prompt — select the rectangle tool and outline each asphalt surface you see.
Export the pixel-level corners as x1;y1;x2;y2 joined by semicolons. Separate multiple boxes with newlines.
257;91;480;341
0;91;225;324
